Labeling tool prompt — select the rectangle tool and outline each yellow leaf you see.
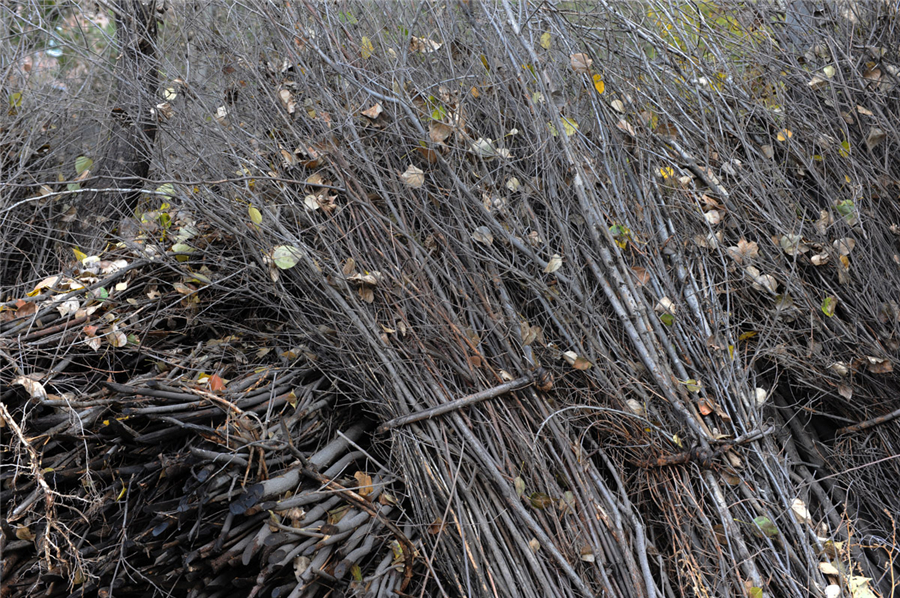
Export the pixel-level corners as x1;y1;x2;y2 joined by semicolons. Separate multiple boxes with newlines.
360;36;374;59
592;73;605;94
659;166;675;179
73;248;87;263
248;206;262;225
776;129;792;142
540;31;551;50
562;117;578;136
683;379;702;393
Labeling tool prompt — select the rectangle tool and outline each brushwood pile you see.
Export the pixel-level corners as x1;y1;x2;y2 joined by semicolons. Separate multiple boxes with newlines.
2;2;900;597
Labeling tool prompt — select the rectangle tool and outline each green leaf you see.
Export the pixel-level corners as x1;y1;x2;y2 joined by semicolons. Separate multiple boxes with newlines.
248;206;262;225
514;476;526;497
171;243;195;255
835;199;855;219
821;296;837;317
9;91;23;108
660;312;675;326
75;156;93;175
748;587;763;598
752;516;779;538
272;245;304;269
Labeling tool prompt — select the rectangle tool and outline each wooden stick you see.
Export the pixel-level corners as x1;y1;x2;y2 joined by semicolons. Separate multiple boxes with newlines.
837;406;900;435
376;376;531;433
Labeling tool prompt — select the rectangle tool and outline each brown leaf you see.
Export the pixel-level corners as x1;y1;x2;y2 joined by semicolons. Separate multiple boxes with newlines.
208;374;227;392
570;53;592;74
866;356;893;374
354;471;373;497
866;127;886;151
361;103;383;119
296;145;323;168
429;122;453;143
631;266;650;286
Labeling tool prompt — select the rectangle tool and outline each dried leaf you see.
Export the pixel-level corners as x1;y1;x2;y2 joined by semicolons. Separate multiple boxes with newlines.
833;238;855;255
544;254;562;273
400;164;425;188
354;471;373;496
865;127;886;151
570;53;592;74
361;103;383;119
655;296;675;314
410;36;441;53
746;266;778;294
626;399;644;416
429;122;452;143
631;266;650;286
13;376;47;401
727;239;759;264
705;210;723;225
866;356;893;374
471;226;493;246
278;89;295;114
208;374;227;392
471;137;499;158
529;492;553;509
791;498;812;526
819;562;840;576
616;119;635;137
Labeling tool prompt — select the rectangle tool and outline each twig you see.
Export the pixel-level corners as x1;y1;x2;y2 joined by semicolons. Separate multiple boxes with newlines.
0;402;56;522
837;407;900;435
376;376;532;433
